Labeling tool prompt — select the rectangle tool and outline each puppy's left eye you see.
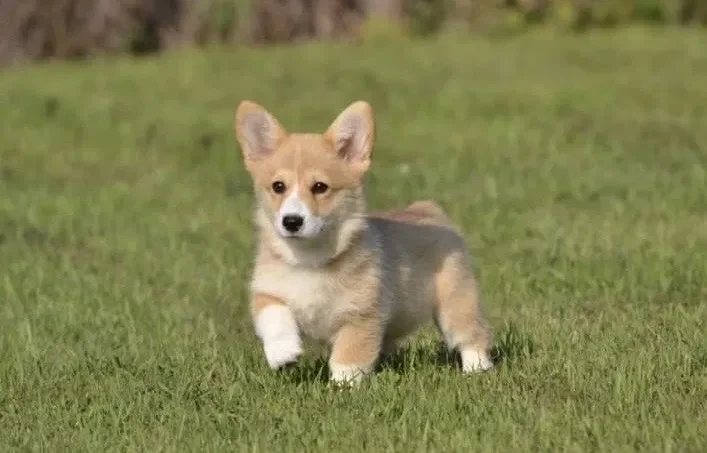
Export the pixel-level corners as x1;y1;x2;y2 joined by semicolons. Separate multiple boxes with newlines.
311;182;329;195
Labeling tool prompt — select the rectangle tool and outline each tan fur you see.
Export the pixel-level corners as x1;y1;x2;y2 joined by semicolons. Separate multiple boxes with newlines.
252;293;286;318
234;100;493;385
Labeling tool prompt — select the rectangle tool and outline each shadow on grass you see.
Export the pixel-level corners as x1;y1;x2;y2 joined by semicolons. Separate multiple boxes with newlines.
279;348;458;385
281;322;535;384
280;359;330;384
491;321;536;367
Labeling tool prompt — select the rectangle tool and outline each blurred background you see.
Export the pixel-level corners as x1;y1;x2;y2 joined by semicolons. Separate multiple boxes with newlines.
2;0;707;67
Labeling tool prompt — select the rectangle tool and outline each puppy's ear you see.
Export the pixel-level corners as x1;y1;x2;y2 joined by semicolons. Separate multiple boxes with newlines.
325;101;375;172
234;101;287;162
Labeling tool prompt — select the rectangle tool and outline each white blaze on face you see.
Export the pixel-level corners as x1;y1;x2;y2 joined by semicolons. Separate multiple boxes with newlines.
277;185;326;238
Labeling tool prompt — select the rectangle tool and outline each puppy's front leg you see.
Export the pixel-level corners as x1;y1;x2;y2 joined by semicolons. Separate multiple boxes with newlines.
252;293;302;370
329;317;382;386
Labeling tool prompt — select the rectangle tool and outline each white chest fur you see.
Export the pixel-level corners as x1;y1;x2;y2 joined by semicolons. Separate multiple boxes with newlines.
251;264;355;342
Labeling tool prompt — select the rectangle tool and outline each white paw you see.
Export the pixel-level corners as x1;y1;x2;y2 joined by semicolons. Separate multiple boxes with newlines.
461;348;493;374
255;304;303;370
263;336;303;369
329;363;369;386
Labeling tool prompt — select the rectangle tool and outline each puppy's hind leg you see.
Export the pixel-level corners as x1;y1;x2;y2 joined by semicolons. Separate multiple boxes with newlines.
434;267;493;374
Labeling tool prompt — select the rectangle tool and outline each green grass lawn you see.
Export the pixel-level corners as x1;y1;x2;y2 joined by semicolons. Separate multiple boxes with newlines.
1;26;706;452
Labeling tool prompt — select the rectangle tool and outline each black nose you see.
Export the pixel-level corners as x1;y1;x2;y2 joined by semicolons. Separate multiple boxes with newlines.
282;215;304;233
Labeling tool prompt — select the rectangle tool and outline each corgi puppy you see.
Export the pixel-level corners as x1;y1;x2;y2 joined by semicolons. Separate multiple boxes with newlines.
234;100;493;385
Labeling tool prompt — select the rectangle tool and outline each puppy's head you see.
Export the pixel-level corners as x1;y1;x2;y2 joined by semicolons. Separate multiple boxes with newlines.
234;100;375;243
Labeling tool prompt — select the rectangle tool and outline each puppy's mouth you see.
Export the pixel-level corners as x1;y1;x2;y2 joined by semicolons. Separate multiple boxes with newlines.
280;232;308;240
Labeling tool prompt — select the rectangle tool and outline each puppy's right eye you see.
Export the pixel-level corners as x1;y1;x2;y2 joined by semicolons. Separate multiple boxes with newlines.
272;181;286;194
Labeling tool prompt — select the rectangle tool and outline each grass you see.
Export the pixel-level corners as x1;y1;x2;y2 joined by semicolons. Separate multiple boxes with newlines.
1;26;707;452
